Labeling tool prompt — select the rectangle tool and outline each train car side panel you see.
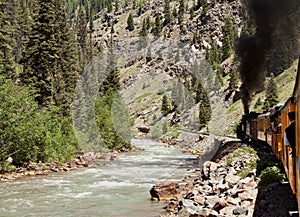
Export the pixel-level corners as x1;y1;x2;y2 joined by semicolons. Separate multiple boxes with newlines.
281;103;297;194
294;66;300;209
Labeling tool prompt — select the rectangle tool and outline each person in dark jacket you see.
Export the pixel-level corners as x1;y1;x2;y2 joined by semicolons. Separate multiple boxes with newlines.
284;111;296;157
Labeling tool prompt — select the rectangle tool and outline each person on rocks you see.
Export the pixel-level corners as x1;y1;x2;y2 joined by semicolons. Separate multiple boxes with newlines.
284;111;296;157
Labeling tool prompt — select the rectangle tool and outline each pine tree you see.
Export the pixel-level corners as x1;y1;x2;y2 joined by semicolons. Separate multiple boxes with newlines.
228;67;239;91
163;0;171;26
127;13;134;31
197;0;208;14
21;0;80;116
221;17;236;61
77;6;88;68
152;13;162;37
12;0;31;64
146;16;151;30
139;19;148;48
146;46;152;63
101;43;120;94
179;0;185;15
197;83;211;130
178;13;183;26
190;7;194;19
172;7;177;18
0;1;17;79
115;0;119;12
107;0;113;13
264;73;279;110
206;40;221;70
161;94;171;116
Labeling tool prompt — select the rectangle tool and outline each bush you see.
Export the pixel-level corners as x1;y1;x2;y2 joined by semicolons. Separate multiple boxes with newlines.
0;76;77;169
95;88;131;150
259;166;286;186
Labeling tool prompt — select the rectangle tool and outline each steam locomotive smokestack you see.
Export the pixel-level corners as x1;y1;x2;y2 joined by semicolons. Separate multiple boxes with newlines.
236;0;300;114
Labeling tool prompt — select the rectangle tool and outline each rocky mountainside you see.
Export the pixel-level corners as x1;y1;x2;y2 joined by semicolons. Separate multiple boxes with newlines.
88;0;245;142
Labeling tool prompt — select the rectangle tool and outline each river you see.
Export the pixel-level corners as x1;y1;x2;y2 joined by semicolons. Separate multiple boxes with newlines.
0;139;199;217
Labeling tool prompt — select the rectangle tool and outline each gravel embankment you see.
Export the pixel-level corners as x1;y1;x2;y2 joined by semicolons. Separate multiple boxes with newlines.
156;136;298;217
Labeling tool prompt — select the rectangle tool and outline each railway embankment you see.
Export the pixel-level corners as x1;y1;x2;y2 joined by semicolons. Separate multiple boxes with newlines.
152;136;298;217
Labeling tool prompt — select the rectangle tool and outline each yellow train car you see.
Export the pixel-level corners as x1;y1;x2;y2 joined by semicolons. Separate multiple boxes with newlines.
280;99;296;194
238;59;300;211
293;63;300;210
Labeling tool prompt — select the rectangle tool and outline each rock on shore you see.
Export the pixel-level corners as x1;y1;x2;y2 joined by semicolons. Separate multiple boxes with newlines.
0;146;140;182
152;140;298;217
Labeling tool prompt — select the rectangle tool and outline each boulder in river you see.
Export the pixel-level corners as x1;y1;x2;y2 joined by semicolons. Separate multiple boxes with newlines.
150;182;179;201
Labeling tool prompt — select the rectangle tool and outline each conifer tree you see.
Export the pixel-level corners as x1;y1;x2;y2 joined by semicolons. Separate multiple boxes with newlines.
264;73;279;110
11;0;31;64
146;16;151;30
77;6;88;68
21;0;79;115
146;46;152;63
127;13;134;31
139;19;148;48
197;83;211;130
152;13;162;37
172;7;177;18
221;17;236;61
0;1;16;79
178;13;183;26
228;67;239;91
179;0;185;15
107;0;113;13
190;7;194;19
206;40;221;70
115;0;119;12
163;0;171;26
161;94;172;116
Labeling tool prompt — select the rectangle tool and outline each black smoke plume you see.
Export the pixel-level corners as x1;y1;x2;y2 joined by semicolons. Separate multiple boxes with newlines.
236;0;300;113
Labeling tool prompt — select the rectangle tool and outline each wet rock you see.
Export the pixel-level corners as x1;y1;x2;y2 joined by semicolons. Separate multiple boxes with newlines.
150;182;179;201
110;155;118;161
137;126;150;133
233;206;248;215
51;168;59;172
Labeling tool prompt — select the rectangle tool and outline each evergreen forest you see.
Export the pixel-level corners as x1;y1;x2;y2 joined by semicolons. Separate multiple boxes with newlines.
0;0;125;170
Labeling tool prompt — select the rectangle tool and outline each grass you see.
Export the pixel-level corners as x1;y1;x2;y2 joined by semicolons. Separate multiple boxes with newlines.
226;145;259;178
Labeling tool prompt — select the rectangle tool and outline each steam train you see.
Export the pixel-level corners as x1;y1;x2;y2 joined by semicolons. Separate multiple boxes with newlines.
237;61;300;211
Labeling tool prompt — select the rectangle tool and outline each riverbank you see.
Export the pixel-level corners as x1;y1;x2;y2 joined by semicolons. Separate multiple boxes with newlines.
0;146;140;182
153;137;298;217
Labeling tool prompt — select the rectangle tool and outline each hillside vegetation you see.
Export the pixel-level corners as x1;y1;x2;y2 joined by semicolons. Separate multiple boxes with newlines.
0;0;298;171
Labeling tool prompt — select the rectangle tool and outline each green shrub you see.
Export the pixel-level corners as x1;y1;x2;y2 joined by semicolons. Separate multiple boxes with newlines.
95;88;131;150
238;168;252;179
259;166;286;185
0;76;77;169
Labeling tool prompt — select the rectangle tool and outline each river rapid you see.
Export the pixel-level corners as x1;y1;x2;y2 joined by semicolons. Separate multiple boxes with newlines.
0;139;199;217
